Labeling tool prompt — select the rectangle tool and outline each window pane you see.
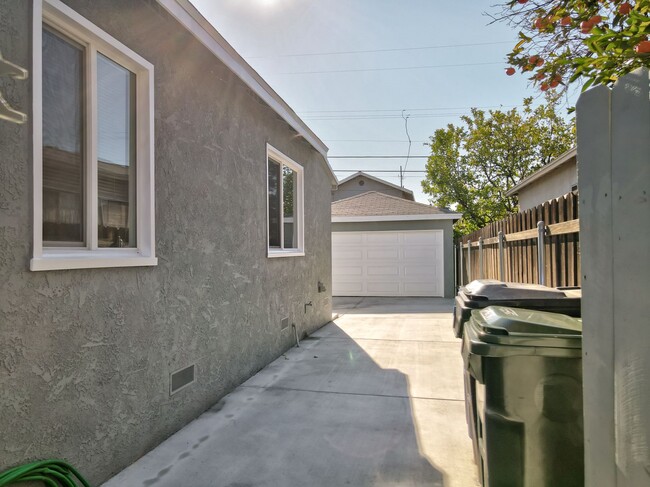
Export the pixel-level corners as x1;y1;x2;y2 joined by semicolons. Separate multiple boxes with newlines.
283;165;297;249
42;28;84;244
97;54;136;248
268;159;281;248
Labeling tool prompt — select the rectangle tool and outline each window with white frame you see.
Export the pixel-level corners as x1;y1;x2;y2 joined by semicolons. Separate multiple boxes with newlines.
31;0;155;271
267;145;304;257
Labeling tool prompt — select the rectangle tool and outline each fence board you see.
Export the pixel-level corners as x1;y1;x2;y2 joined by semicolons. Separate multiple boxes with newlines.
458;191;580;288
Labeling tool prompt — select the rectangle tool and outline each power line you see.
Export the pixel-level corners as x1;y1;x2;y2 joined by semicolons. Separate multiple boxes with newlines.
324;139;428;143
334;170;427;173
246;40;513;59
329;155;429;159
280;61;502;75
303;113;468;121
301;104;517;114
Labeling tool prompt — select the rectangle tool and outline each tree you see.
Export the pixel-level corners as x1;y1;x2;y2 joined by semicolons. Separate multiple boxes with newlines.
421;97;574;235
494;0;650;93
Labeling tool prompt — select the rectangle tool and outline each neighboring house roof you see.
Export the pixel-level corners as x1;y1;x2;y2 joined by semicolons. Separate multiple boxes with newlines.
505;147;577;197
336;171;415;200
331;191;462;222
156;0;337;186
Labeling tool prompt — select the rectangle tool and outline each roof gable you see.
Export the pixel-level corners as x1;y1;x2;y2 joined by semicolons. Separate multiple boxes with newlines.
336;172;414;200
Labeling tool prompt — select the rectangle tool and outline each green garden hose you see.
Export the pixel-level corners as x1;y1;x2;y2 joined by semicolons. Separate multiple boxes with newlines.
0;459;90;487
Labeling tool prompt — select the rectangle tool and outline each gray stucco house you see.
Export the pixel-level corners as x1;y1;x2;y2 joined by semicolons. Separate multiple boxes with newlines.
332;171;415;202
0;0;336;483
505;147;577;210
331;191;461;298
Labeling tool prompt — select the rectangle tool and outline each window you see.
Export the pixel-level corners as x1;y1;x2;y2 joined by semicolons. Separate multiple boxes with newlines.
267;145;304;257
31;0;155;271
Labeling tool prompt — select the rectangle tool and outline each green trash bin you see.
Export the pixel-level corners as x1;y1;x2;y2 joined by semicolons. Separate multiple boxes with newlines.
462;306;584;487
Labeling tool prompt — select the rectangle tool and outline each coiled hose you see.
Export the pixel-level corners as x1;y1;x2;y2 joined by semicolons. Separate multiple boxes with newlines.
0;459;90;487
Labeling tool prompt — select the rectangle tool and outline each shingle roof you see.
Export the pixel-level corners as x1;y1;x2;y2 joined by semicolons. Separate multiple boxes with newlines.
331;191;460;218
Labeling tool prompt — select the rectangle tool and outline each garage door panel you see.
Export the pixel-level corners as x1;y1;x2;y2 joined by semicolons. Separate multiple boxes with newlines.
333;265;363;276
367;249;400;260
403;246;435;260
403;265;437;276
334;249;364;260
366;232;399;245
332;230;444;297
403;232;441;245
367;265;400;276
367;281;401;293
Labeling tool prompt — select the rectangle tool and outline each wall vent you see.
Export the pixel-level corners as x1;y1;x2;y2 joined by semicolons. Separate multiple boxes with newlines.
281;317;289;330
170;364;195;395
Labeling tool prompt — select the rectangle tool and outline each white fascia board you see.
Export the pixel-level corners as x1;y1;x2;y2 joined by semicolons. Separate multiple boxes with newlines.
156;0;337;185
332;214;462;223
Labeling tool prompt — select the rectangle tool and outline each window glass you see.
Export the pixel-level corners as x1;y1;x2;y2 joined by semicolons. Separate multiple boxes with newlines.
268;159;281;248
42;28;84;244
283;165;297;249
97;54;136;248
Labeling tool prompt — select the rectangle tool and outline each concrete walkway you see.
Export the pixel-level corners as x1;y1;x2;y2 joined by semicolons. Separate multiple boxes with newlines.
104;297;478;487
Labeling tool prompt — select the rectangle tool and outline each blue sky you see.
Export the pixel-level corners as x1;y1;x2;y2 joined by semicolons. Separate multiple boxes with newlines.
191;0;578;203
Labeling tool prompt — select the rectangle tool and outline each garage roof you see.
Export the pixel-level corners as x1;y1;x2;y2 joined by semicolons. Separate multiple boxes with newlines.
332;192;462;222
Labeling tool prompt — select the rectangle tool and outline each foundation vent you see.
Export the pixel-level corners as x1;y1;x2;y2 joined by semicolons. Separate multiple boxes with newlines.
170;364;195;395
281;317;289;330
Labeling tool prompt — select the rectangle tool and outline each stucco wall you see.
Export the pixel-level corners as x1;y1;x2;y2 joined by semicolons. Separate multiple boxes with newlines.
331;220;456;298
0;1;332;484
517;159;577;210
332;176;412;201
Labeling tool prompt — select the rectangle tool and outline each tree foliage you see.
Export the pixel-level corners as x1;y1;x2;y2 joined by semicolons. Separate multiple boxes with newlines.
494;0;650;93
422;98;574;235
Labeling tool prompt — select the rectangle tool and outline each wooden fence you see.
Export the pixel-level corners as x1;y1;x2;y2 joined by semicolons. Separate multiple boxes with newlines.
456;191;580;288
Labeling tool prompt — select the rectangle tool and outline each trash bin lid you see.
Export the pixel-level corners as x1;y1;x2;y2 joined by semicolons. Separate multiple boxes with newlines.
476;306;582;336
463;280;568;301
464;306;583;355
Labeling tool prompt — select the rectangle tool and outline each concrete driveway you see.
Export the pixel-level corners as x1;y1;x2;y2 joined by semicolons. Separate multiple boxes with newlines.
104;297;478;487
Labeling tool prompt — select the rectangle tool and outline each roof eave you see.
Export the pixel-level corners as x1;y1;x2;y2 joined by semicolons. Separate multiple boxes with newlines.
156;0;337;186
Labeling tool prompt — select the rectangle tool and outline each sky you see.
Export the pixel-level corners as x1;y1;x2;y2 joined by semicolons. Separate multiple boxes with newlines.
191;0;578;203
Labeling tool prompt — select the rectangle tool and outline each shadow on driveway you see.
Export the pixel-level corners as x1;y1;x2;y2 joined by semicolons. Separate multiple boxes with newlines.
104;299;476;487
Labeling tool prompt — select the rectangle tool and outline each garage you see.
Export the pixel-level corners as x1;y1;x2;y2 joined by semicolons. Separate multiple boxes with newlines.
331;191;462;298
332;230;444;297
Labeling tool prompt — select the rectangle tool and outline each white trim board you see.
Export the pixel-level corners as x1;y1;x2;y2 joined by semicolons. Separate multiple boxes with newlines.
332;214;462;222
156;0;337;186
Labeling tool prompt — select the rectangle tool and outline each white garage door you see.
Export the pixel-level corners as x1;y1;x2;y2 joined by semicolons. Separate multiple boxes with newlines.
332;230;444;297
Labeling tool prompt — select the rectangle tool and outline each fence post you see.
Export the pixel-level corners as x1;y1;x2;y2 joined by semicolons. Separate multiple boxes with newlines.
498;231;505;282
459;242;464;287
467;239;472;282
537;221;546;286
478;237;484;279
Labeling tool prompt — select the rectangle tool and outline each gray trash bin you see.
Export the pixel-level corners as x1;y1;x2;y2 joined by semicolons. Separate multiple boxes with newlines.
462;306;583;487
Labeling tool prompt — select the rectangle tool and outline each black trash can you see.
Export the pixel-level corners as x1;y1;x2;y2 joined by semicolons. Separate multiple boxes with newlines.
462;306;584;487
453;280;581;339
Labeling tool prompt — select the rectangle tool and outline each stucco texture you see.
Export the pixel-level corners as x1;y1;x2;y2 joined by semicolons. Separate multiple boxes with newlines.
331;220;456;298
0;0;332;484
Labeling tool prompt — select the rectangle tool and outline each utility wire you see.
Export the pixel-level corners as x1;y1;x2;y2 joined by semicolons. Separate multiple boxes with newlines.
280;61;502;75
300;104;518;114
401;110;412;187
246;40;513;59
329;155;429;159
334;169;427;173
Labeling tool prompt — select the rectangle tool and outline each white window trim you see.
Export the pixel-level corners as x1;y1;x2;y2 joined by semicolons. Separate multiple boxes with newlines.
31;0;156;271
266;144;304;258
